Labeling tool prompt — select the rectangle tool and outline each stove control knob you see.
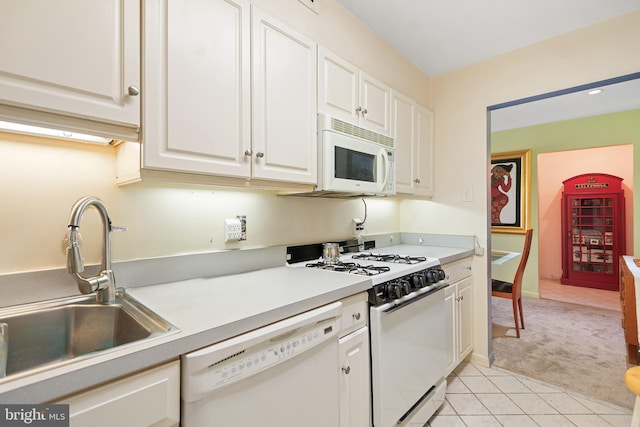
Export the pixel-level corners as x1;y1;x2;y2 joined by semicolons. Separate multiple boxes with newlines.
436;268;446;281
399;279;411;295
425;269;437;283
411;273;425;289
385;282;402;300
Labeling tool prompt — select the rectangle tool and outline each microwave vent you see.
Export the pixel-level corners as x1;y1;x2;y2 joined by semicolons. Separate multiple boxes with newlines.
329;117;394;149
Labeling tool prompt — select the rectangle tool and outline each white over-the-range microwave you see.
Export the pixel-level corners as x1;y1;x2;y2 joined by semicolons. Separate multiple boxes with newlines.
312;113;396;197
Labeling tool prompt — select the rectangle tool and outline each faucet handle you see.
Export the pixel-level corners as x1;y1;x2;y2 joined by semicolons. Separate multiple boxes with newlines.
110;226;128;233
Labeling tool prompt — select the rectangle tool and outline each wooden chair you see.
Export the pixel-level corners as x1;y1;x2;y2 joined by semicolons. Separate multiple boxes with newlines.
492;228;533;338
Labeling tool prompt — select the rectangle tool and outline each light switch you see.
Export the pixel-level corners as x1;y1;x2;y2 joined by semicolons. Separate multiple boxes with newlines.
461;185;473;202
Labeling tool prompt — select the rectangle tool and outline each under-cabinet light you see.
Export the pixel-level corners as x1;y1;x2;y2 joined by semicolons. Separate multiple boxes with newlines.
587;89;603;95
0;120;113;145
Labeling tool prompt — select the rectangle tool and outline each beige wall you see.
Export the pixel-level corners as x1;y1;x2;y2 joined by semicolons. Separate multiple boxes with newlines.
538;145;633;280
0;132;400;273
401;10;640;365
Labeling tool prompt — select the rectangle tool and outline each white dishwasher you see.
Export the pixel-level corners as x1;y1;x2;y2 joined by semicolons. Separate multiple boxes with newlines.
181;301;343;426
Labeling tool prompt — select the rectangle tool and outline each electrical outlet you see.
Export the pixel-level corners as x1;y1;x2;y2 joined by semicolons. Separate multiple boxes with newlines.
237;215;247;241
224;218;242;242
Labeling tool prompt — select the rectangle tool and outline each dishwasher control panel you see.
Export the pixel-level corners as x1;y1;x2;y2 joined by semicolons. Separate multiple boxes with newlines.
210;322;333;387
181;301;343;402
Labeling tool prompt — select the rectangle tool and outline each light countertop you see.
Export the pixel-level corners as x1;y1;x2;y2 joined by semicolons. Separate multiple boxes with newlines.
0;241;472;403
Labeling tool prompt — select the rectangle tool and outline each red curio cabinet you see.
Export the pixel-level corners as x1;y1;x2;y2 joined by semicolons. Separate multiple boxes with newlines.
561;173;625;291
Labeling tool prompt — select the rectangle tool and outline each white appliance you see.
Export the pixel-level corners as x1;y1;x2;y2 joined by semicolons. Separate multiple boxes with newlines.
288;244;449;427
181;302;342;427
314;114;395;197
370;285;447;426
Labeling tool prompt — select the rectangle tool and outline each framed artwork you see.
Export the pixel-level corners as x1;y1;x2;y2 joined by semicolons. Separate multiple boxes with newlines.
491;149;531;234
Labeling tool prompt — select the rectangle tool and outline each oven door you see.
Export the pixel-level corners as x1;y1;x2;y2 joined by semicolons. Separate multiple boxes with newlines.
370;287;447;427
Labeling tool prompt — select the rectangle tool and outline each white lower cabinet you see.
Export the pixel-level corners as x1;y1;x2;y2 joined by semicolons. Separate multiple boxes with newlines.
55;360;180;427
338;293;370;427
444;258;473;375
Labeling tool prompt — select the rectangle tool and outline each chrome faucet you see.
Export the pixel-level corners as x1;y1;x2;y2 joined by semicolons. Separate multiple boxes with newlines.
66;196;125;303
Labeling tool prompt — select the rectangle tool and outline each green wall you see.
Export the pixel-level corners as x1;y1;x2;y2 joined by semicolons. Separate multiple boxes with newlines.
490;108;640;298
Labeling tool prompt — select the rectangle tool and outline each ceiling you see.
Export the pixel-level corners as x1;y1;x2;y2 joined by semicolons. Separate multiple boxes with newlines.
335;0;640;129
490;77;640;131
335;0;640;77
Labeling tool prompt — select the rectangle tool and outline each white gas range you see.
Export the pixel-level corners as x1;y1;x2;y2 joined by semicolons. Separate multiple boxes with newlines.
286;242;448;427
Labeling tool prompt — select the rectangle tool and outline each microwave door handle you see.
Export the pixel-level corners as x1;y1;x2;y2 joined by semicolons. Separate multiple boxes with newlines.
380;150;389;189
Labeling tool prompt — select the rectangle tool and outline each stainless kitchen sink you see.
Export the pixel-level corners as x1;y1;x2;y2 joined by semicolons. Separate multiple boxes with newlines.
0;290;178;380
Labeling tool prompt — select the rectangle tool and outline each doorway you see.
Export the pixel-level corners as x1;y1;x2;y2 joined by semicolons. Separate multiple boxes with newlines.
537;145;634;308
487;74;640;408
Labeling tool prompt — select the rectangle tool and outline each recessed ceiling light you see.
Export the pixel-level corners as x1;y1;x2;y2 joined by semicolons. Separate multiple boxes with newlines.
588;89;603;95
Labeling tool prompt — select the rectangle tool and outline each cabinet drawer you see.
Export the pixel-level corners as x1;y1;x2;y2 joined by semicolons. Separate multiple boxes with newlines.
56;360;180;427
443;257;472;284
340;293;368;337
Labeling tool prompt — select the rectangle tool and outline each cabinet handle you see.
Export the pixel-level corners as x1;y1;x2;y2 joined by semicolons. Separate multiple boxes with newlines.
355;106;362;114
127;85;140;96
244;149;253;157
362;108;368;115
342;366;351;375
256;151;265;158
414;178;421;184
352;312;361;320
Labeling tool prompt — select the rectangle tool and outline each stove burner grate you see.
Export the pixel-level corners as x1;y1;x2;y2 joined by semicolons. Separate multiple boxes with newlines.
351;252;427;264
305;261;391;276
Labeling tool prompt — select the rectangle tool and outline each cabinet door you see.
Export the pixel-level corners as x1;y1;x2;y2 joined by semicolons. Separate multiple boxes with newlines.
58;361;180;427
444;284;457;376
457;276;473;360
143;0;252;177
391;91;416;193
360;72;391;136
0;0;140;127
318;47;360;124
339;327;371;427
252;8;317;184
413;105;435;196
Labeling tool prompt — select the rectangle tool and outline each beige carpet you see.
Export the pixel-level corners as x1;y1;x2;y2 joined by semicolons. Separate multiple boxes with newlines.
491;296;635;409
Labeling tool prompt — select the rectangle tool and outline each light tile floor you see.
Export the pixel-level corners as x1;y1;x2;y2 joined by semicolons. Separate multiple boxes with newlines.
427;362;633;427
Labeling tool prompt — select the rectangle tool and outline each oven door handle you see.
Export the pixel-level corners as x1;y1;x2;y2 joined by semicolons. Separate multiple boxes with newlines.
380;285;446;315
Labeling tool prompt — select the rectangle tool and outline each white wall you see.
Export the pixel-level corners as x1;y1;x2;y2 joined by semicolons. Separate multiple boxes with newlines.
400;10;640;365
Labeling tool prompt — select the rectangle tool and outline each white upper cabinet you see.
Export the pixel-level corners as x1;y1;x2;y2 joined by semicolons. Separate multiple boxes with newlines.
391;91;416;193
392;89;434;197
0;0;140;128
141;1;316;185
252;7;317;184
143;0;252;178
413;105;435;196
318;47;390;136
